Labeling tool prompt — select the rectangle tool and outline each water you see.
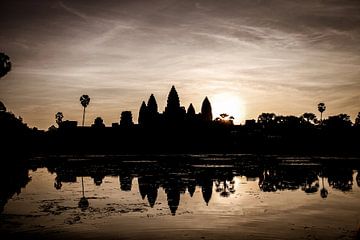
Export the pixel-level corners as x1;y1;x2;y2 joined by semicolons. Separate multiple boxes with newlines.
0;155;359;239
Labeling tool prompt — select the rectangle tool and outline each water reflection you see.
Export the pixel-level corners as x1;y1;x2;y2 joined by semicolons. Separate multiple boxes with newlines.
47;156;359;214
1;155;360;216
0;163;31;213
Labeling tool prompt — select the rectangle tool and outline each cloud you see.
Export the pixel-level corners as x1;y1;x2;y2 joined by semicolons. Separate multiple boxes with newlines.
58;1;88;21
0;0;359;128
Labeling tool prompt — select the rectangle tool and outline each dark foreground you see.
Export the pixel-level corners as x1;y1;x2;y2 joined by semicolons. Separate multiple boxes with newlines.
0;154;359;240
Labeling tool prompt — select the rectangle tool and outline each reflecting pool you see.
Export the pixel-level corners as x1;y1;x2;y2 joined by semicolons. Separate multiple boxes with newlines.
1;155;359;239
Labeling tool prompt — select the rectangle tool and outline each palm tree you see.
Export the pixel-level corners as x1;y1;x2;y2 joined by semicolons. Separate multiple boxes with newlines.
80;95;90;126
318;102;326;123
0;52;11;78
55;112;63;126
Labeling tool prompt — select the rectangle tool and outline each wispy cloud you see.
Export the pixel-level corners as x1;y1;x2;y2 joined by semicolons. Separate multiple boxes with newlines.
0;0;359;128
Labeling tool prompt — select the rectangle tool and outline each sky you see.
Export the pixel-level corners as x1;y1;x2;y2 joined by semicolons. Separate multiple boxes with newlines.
0;0;359;129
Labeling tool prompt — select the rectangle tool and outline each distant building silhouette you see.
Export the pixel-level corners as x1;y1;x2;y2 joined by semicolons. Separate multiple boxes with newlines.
119;174;133;191
201;97;213;122
147;94;159;125
147;94;158;115
187;179;196;197
164;86;186;123
186;104;196;120
120;111;134;127
137;86;213;127
166;187;181;215
200;177;213;205
138;101;148;126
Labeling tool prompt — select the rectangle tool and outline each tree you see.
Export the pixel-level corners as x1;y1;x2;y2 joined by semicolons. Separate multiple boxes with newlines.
318;103;326;123
301;112;317;125
201;97;213;122
0;101;6;112
324;114;352;128
55;112;63;126
92;117;105;128
257;113;276;127
275;115;301;128
48;125;57;132
120;111;134;127
0;52;11;78
355;112;360;126
215;113;234;125
80;95;90;126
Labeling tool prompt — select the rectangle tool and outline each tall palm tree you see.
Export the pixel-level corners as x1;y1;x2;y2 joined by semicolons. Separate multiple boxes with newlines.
318;102;326;123
80;95;90;126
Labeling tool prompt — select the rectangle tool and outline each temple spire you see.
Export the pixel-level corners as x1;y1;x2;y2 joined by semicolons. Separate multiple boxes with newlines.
201;97;213;121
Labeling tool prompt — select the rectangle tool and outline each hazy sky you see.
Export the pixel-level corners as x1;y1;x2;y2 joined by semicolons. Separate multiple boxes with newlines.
1;0;359;129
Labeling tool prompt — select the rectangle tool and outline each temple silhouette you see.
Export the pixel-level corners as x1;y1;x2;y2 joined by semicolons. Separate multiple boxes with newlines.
138;86;213;127
0;85;360;155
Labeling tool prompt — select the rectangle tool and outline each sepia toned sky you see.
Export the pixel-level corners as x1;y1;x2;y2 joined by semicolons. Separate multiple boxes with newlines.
0;0;359;129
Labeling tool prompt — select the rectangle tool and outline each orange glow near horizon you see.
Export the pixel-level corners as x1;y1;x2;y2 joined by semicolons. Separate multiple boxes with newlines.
211;93;246;124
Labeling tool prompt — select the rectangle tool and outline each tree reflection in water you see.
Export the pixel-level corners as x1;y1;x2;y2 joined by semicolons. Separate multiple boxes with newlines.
1;155;359;215
78;176;89;210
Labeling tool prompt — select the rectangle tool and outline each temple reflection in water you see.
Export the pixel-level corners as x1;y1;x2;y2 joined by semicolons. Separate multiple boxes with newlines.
42;155;360;215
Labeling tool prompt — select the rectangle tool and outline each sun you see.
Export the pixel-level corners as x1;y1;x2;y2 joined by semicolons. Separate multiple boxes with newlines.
211;93;246;124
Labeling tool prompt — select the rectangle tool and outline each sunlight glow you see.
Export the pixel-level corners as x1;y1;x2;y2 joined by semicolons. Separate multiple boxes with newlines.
211;93;246;124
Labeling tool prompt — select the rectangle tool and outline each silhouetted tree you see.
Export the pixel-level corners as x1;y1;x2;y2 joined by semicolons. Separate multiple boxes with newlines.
215;113;234;125
138;101;147;126
258;113;276;127
120;111;134;127
201;97;212;122
318;102;326;123
55;112;63;127
0;52;11;78
80;95;90;126
92;117;105;128
276;115;301;128
355;112;360;126
48;125;57;132
301;112;317;125
0;101;6;112
324;114;352;128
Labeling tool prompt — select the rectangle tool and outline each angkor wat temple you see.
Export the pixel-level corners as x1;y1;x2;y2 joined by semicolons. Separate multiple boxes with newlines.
1;86;359;155
138;86;213;127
